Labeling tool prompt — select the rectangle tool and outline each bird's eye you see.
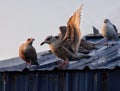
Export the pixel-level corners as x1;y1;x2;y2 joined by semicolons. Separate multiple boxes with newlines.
46;38;50;40
55;36;59;39
46;37;52;41
27;38;31;41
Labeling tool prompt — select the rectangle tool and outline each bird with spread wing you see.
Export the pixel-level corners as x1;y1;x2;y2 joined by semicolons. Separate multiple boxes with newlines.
41;5;91;69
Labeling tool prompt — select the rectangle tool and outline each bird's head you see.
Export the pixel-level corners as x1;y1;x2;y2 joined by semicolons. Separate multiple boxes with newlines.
40;36;55;45
104;19;110;23
26;38;35;45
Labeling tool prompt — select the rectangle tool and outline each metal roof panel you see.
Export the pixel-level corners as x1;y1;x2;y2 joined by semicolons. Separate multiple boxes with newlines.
0;35;120;71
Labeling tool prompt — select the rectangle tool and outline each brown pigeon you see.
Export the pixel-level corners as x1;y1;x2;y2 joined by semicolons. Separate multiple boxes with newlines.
19;38;39;65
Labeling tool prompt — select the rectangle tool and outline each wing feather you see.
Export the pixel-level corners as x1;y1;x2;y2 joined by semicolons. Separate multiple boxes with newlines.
63;4;83;53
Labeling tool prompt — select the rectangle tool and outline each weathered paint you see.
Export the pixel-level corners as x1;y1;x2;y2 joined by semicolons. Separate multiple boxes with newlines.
0;73;4;91
0;70;115;91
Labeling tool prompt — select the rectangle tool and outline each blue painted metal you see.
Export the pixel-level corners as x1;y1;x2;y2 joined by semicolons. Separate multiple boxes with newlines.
0;73;4;91
0;70;107;91
1;69;120;91
108;69;120;91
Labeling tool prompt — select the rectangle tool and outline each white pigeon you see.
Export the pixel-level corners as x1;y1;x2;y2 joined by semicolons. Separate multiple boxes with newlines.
101;19;119;41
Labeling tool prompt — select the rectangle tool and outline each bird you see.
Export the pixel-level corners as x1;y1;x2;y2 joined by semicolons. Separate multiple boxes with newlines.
19;38;39;66
40;35;91;64
101;19;119;41
92;26;99;35
78;46;90;54
59;26;98;51
80;39;98;50
58;26;67;40
58;26;90;54
41;4;91;69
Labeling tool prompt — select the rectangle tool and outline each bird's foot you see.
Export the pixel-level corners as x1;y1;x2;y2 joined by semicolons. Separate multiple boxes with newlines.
57;60;69;70
63;60;69;65
25;63;31;68
105;43;115;46
111;43;115;46
104;43;109;46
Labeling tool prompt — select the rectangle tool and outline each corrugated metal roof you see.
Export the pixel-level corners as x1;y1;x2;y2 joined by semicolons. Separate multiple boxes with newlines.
0;34;120;71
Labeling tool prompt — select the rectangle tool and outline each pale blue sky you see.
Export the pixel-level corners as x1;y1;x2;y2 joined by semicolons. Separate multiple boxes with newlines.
0;0;120;60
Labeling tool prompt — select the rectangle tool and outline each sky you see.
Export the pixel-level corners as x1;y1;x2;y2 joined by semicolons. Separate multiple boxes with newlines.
0;0;120;60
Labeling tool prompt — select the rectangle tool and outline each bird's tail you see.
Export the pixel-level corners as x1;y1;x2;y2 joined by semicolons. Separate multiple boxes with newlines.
61;45;92;60
31;61;39;65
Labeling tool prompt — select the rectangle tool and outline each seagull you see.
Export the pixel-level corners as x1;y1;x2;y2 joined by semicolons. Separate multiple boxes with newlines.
101;19;119;41
41;35;91;68
41;5;91;69
19;38;39;66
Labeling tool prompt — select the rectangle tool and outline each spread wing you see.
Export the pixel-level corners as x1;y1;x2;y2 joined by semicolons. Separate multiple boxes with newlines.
62;4;83;53
59;26;67;40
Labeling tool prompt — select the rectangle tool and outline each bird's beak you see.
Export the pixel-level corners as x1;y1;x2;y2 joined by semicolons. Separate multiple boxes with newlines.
32;38;35;41
40;42;45;45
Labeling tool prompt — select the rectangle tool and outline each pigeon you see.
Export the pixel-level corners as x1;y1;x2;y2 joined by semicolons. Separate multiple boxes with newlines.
41;5;91;69
78;46;90;54
101;19;119;41
19;38;39;66
58;26;90;54
80;39;98;50
58;26;67;40
59;25;98;51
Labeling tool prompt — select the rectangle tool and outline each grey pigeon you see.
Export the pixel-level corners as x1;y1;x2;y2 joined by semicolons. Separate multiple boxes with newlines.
80;39;98;50
59;26;97;51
